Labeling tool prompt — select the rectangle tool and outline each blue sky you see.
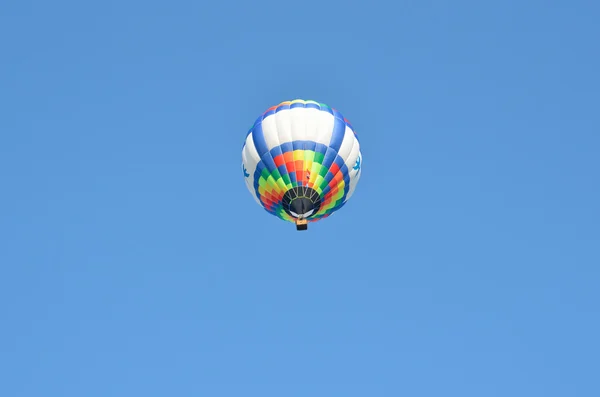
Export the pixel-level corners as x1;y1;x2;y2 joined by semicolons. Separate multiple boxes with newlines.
1;1;599;396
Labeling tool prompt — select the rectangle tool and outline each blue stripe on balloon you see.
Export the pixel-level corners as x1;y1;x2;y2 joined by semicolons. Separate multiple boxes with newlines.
322;147;338;170
332;108;344;122
254;162;264;182
271;140;330;154
315;143;328;154
260;151;277;174
280;142;293;153
329;115;346;153
252;122;269;158
278;164;287;176
324;171;335;184
342;170;350;187
253;162;265;198
341;166;350;183
340;165;351;202
304;139;316;152
270;145;283;158
336;157;350;182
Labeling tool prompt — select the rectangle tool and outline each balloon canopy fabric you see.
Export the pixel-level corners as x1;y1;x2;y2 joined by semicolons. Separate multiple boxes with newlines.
241;99;362;230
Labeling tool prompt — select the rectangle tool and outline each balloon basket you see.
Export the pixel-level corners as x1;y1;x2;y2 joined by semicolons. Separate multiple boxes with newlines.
295;219;308;231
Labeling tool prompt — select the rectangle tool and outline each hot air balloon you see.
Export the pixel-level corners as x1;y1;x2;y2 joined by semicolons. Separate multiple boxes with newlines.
241;99;362;231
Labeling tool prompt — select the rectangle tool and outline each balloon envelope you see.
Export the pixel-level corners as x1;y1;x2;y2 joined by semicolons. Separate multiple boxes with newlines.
241;99;362;229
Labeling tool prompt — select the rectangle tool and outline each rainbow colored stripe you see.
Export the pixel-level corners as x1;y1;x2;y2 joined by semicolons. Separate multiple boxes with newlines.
253;144;351;222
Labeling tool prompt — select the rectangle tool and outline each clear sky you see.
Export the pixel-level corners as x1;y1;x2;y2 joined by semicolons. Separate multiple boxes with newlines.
1;1;599;396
